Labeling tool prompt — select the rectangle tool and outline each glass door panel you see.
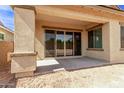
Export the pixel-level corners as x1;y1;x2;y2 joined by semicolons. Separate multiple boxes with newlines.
65;32;73;56
45;30;55;57
56;31;64;57
74;32;81;56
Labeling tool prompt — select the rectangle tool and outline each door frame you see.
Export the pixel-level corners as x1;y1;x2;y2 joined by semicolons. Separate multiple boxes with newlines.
44;27;83;58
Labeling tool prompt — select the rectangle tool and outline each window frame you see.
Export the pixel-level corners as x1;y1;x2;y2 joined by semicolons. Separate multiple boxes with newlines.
44;28;82;57
120;26;124;49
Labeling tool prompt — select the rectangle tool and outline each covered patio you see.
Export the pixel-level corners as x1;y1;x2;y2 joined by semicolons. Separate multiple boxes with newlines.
36;57;109;75
11;5;123;78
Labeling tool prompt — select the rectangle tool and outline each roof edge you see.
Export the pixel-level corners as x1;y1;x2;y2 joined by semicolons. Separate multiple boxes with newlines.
0;25;14;34
98;5;124;12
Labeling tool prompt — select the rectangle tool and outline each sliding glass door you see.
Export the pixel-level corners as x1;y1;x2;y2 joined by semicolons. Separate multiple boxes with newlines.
45;30;56;57
65;32;73;56
45;29;81;57
74;32;81;56
56;31;64;57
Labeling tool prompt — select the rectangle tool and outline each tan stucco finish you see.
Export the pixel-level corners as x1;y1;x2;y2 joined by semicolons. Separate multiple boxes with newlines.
109;21;124;63
35;20;45;59
11;55;36;73
11;7;37;77
14;7;35;53
34;6;124;63
35;21;113;62
12;6;124;77
83;23;110;61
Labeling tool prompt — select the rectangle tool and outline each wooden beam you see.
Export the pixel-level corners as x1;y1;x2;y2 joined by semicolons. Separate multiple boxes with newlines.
42;26;83;31
86;24;103;31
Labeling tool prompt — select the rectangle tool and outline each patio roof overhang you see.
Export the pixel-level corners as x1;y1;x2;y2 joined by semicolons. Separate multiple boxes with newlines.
10;5;123;78
11;5;124;23
35;6;108;24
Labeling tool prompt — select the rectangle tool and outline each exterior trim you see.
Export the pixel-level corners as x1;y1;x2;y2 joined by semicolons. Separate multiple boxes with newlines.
120;48;124;51
10;52;37;57
99;5;124;12
44;28;82;58
0;25;13;34
42;26;83;31
86;24;103;31
87;48;104;51
44;56;83;60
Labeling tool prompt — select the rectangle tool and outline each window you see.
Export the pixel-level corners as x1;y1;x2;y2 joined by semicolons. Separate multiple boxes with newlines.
121;26;124;48
0;33;4;40
88;27;102;48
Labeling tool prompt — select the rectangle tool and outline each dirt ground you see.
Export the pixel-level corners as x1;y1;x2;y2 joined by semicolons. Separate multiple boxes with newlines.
0;65;15;88
16;64;124;88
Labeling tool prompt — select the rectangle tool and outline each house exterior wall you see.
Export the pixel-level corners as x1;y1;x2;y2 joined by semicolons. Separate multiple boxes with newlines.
35;20;84;60
12;6;124;77
109;21;124;63
13;6;124;63
83;23;110;61
34;20;110;61
0;27;13;41
14;7;35;53
35;19;124;63
83;20;124;63
35;20;45;59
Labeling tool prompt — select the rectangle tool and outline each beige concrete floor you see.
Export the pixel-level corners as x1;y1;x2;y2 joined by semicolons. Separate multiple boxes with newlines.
36;57;109;75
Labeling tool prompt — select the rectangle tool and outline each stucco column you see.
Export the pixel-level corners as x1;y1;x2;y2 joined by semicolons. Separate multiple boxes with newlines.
11;7;37;78
100;20;120;63
103;21;121;63
109;21;121;63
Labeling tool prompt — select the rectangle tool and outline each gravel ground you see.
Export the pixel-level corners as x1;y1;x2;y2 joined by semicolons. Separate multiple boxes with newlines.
16;64;124;88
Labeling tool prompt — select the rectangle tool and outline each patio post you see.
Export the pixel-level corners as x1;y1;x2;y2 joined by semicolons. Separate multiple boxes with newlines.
102;21;120;63
11;6;37;78
108;21;120;63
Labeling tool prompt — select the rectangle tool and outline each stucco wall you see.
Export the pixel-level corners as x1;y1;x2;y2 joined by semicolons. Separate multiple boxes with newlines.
11;7;36;77
14;7;35;53
83;20;124;63
35;20;112;61
109;21;124;63
34;20;111;61
84;23;110;61
35;20;84;60
35;19;124;63
35;20;124;62
35;20;45;60
0;27;13;41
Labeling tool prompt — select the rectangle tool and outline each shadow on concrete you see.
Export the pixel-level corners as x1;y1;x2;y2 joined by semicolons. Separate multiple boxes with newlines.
35;57;116;76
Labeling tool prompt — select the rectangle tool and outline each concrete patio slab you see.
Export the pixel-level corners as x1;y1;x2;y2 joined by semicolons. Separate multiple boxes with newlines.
36;57;109;75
